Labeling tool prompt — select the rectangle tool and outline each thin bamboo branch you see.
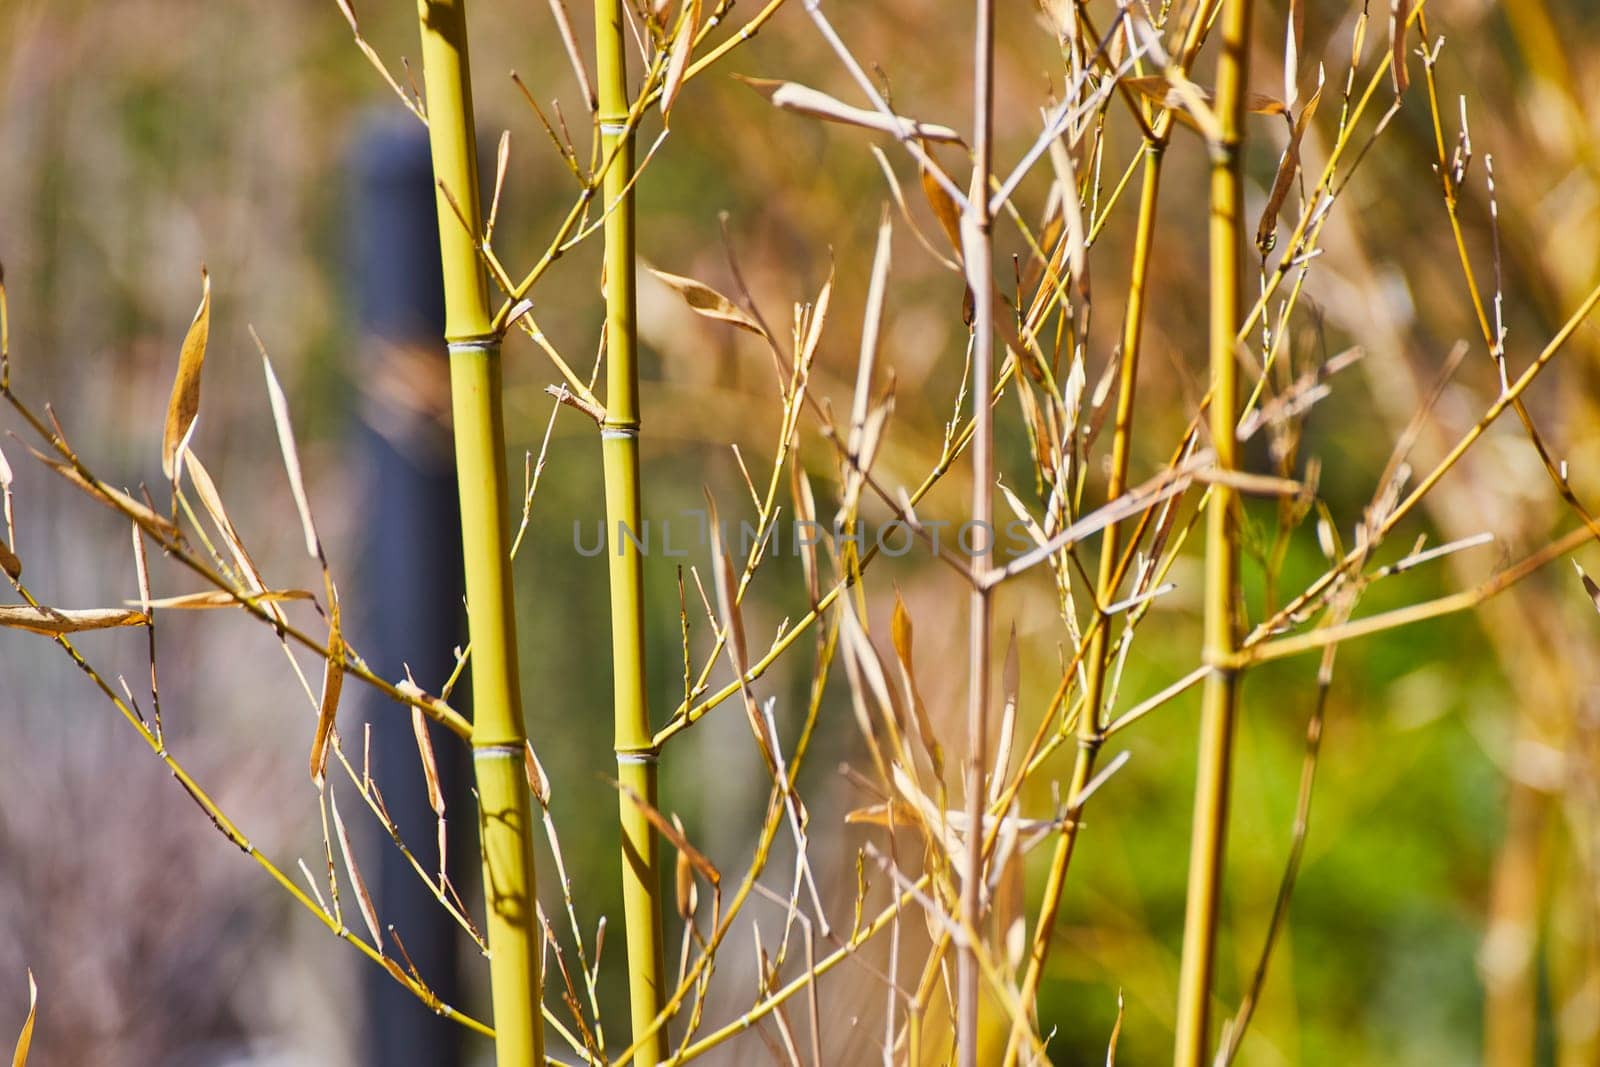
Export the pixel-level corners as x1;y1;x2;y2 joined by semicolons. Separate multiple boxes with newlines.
1173;0;1252;1062
416;2;544;1062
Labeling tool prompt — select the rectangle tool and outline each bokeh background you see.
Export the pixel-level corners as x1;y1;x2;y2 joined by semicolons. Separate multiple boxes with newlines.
3;0;1600;1063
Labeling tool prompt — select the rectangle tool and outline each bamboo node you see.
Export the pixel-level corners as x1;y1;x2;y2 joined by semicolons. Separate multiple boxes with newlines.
445;338;499;354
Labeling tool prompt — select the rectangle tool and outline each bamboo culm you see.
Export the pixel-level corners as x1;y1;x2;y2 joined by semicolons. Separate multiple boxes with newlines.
594;0;669;1060
416;2;545;1063
1174;0;1253;1062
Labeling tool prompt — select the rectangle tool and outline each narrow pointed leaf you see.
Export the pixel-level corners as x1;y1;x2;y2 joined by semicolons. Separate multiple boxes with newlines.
162;271;211;479
736;76;963;144
11;969;35;1067
0;605;146;636
647;266;768;337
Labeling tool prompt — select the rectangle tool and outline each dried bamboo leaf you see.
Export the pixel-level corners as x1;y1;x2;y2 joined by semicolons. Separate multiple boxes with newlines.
919;153;964;257
848;209;892;458
706;490;778;774
1574;562;1600;614
411;707;444;816
186;454;267;593
0;605;146;636
890;590;943;776
11;969;35;1067
1390;0;1411;94
1045;134;1088;302
660;0;701;119
647;266;768;337
39;458;178;539
0;536;18;581
1255;78;1324;255
671;813;699;919
310;584;344;787
990;627;1018;803
1121;75;1286;119
547;0;596;109
1284;0;1304;110
329;789;383;948
798;267;833;369
162;270;211;479
614;779;719;884
258;342;322;560
134;589;312;610
735;76;963;144
523;740;551;807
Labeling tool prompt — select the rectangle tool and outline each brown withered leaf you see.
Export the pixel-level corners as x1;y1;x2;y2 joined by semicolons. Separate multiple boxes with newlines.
522;740;551;807
1390;0;1411;94
186;454;269;594
671;813;698;919
918;149;964;257
39;457;178;540
1256;79;1324;255
310;582;344;787
1122;75;1287;121
890;590;943;776
735;75;964;144
135;589;312;610
162;270;211;479
329;789;383;948
0;535;18;580
614;778;720;885
647;266;768;337
660;0;701;119
705;490;779;777
0;605;146;636
258;338;322;560
411;706;444;817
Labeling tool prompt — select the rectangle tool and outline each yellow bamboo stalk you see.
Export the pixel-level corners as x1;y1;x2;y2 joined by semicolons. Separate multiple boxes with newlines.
1173;0;1252;1063
594;0;667;1059
415;3;543;1063
1000;145;1163;1067
1002;8;1222;1059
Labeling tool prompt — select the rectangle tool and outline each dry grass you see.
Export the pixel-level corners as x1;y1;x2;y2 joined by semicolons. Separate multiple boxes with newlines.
5;0;1600;1064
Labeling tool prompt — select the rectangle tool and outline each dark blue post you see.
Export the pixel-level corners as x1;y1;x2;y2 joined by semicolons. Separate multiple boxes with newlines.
349;114;470;1067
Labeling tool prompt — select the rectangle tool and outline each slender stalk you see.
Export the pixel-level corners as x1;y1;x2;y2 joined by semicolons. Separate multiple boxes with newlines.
416;3;544;1063
959;0;996;1063
1003;8;1219;1057
594;0;667;1059
1001;144;1164;1067
1173;0;1252;1063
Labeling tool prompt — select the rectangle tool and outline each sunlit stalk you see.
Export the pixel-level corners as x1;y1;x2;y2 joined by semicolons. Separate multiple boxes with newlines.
1174;0;1252;1062
416;2;543;1062
594;0;668;1059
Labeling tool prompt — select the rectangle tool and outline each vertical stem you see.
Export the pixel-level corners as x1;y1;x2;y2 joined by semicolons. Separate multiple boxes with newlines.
1174;0;1252;1063
594;0;667;1059
959;0;995;1063
416;2;544;1064
1001;143;1164;1067
1003;9;1221;1056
